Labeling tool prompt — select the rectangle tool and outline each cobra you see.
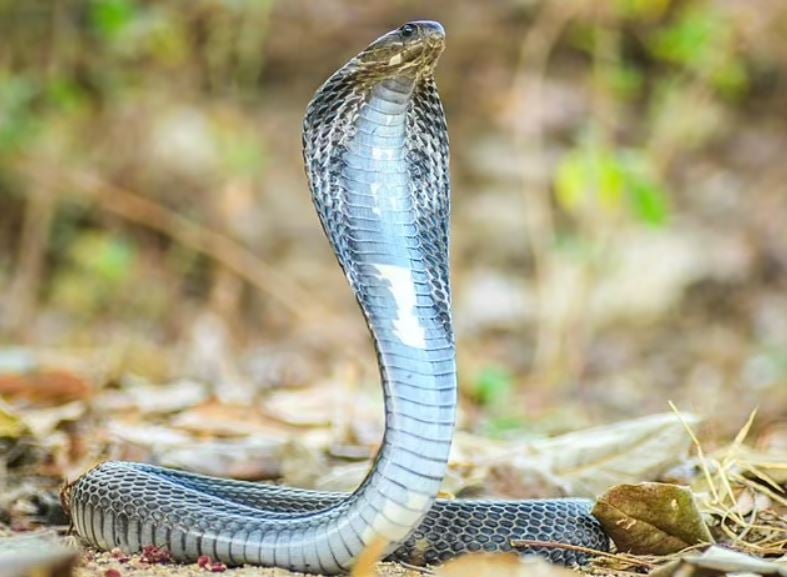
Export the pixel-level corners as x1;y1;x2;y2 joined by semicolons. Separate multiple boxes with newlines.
66;21;609;574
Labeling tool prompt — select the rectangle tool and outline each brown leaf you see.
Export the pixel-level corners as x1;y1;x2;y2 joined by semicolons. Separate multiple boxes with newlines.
453;412;700;498
436;554;576;577
0;370;91;404
593;482;713;555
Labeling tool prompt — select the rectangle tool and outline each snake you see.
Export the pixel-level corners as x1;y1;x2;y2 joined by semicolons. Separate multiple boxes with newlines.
65;21;609;574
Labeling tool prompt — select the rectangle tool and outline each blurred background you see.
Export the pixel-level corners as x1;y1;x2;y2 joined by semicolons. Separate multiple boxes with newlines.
1;0;786;496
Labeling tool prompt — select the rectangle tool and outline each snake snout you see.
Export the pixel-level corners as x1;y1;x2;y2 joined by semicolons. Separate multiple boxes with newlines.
407;20;445;40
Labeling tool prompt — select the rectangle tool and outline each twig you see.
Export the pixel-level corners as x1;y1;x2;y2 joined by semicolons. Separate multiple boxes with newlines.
4;180;57;337
510;539;656;568
50;170;329;322
396;561;435;575
669;401;721;503
510;0;597;384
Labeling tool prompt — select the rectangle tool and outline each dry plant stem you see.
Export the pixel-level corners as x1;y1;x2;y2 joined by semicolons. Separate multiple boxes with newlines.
4;182;58;338
65;171;326;322
671;404;787;555
510;539;655;568
669;401;722;503
397;561;435;575
511;0;586;383
558;19;627;387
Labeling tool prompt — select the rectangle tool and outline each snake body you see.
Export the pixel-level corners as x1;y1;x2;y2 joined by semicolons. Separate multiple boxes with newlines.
67;21;609;573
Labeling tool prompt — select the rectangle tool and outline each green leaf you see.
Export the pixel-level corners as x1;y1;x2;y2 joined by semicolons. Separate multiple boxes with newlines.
0;75;39;154
620;152;670;227
91;0;137;40
650;9;716;67
628;179;669;226
69;231;135;283
617;0;672;21
473;366;513;407
555;141;626;215
555;149;589;212
648;4;747;96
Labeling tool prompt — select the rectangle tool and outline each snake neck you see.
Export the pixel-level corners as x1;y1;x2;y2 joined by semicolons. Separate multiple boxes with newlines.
305;71;457;559
346;74;456;545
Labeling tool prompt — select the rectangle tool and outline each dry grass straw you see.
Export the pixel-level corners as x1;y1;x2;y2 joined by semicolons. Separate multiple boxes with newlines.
574;406;786;577
669;403;786;557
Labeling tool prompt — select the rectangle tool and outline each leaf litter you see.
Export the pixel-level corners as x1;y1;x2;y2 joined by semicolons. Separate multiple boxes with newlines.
0;349;784;577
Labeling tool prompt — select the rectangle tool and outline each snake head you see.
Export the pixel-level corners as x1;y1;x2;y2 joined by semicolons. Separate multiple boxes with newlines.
355;20;446;79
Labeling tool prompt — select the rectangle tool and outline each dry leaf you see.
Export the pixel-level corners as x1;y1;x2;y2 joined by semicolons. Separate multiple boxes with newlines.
593;482;713;555
0;531;77;577
453;412;700;498
99;377;207;414
650;546;787;577
19;401;85;438
158;437;285;480
437;554;576;577
172;402;292;437
0;402;28;439
0;370;91;405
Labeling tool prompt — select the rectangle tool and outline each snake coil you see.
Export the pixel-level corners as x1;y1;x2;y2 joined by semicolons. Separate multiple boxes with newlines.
67;20;609;574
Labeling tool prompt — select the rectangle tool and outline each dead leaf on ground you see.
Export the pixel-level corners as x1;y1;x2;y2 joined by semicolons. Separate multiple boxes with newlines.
0;370;92;405
19;401;85;439
452;412;700;498
171;402;292;438
97;377;207;414
158;437;285;480
436;554;576;577
0;531;77;577
593;482;713;555
732;447;787;485
0;402;28;439
650;545;787;577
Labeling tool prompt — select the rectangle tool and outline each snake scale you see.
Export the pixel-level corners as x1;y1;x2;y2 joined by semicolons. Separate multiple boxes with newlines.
66;21;609;573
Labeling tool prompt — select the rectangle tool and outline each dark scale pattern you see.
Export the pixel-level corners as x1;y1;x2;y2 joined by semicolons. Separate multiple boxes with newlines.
66;20;610;573
391;499;608;566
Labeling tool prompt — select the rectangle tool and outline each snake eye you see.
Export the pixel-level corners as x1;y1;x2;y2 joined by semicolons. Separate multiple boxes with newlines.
400;24;416;38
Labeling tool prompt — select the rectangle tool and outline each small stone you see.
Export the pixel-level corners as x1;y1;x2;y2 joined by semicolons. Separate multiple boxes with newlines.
197;555;212;568
141;545;173;563
110;548;130;563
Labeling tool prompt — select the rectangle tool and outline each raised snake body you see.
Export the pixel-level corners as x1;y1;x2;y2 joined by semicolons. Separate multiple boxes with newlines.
67;21;609;573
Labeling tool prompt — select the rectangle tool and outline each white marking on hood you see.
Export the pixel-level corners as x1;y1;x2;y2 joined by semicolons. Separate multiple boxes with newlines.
373;264;427;348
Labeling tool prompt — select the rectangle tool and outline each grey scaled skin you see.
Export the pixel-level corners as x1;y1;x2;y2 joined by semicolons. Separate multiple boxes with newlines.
65;21;609;574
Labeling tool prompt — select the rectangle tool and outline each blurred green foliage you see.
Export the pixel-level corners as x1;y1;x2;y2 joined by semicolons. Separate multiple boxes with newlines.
551;0;748;268
91;0;137;40
0;0;782;354
649;4;747;96
0;75;40;156
51;230;135;313
472;365;514;407
556;139;669;227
